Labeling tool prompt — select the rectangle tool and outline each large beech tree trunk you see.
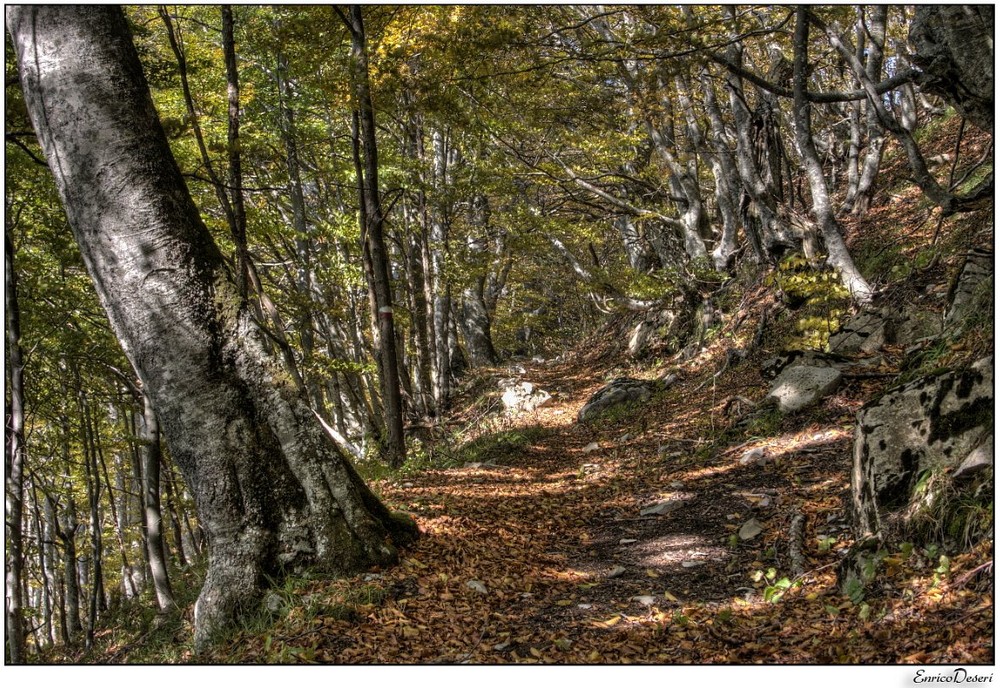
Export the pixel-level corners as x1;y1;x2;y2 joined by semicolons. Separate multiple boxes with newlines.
7;5;417;650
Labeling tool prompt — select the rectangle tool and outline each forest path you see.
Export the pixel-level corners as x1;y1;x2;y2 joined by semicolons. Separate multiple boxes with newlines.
209;352;991;664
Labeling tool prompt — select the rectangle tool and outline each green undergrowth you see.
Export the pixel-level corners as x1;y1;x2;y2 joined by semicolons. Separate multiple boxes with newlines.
767;254;851;350
445;425;550;466
40;561;207;664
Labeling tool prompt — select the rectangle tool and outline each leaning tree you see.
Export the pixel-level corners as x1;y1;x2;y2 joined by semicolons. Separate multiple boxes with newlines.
6;5;417;650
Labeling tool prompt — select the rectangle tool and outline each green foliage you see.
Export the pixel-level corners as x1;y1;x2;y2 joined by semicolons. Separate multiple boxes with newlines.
751;567;799;604
450;426;548;467
768;255;850;350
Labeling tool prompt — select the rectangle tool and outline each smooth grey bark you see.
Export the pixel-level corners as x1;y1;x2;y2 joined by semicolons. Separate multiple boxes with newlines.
849;5;888;214
460;197;499;367
720;19;788;263
38;491;58;647
406;215;435;417
792;8;873;304
139;393;174;611
8;5;417;650
461;276;499;367
694;71;741;271
5;234;26;663
430;128;453;407
814;10;991;217
56;499;82;639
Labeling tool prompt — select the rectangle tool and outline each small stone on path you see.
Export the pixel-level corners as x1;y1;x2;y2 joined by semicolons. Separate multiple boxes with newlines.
640;499;684;516
739;518;764;540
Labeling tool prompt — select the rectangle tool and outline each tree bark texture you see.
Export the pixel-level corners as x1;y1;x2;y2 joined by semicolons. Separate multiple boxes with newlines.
7;5;417;650
5;234;27;663
792;8;873;304
139;392;175;611
343;5;407;466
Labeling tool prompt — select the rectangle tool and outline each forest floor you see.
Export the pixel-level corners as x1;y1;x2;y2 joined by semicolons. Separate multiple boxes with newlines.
184;297;991;665
58;119;993;666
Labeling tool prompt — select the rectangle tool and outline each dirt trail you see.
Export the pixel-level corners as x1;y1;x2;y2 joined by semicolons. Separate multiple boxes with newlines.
213;353;991;664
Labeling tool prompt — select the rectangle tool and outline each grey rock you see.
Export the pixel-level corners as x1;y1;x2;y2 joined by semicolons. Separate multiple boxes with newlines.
466;580;488;594
640;499;685;516
739;518;764;540
607;565;627;578
761;350;850;379
766;365;842;413
578;378;659;422
894;308;942;346
739;447;766;466
850;356;993;538
500;380;551;414
953;435;993;482
945;249;992;329
829;312;889;355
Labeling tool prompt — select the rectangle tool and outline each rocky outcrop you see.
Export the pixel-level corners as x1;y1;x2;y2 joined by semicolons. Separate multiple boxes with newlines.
945;248;992;330
850;356;993;540
499;380;551;414
828;312;889;355
626;306;690;358
909;5;994;133
578;376;675;423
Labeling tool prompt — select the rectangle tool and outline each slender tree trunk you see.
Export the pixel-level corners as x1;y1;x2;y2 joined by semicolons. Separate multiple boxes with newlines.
406;221;434;417
698;71;741;271
851;5;887;214
5;234;27;664
36;488;57;647
8;5;417;650
341;5;407;466
792;7;873;304
429;129;452;407
275;46;326;412
139;392;175;611
222;5;249;298
460;197;499;366
160;460;188;569
58;499;82;640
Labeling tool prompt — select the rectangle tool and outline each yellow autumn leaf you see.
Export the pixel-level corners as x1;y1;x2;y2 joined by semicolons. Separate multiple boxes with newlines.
663;591;678;602
555;599;574;606
530;646;542;658
646;569;660;578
